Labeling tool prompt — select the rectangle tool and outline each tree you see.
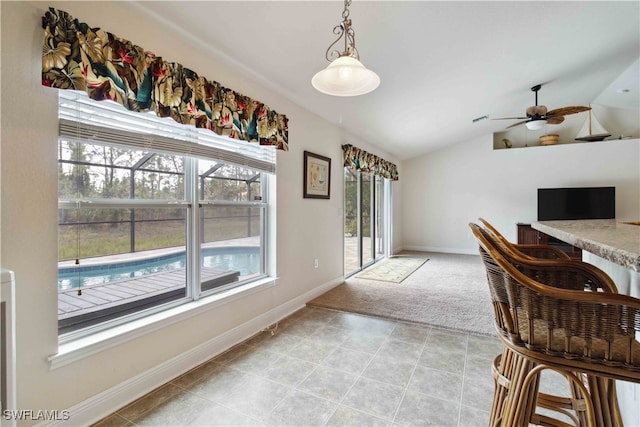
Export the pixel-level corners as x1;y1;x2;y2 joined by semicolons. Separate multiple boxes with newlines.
58;140;93;198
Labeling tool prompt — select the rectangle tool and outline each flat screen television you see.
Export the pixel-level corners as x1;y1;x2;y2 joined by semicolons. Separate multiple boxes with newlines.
537;186;615;221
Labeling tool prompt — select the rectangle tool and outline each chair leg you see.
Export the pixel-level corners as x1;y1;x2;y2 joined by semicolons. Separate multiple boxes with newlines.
489;348;624;427
517;365;597;427
584;376;623;427
490;349;512;426
490;347;536;427
607;379;624;427
494;349;562;426
501;351;537;426
536;372;623;427
588;375;609;426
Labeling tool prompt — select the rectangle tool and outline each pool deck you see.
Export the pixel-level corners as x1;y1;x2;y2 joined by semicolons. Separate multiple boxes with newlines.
58;267;240;333
57;237;258;333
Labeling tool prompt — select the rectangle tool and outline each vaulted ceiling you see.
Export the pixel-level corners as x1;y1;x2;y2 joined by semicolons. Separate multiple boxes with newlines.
131;1;640;160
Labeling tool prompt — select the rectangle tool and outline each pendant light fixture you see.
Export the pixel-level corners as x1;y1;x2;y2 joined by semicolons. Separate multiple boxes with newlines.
311;0;380;97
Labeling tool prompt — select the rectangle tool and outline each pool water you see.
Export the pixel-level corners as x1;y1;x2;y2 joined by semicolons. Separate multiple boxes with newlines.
58;247;260;290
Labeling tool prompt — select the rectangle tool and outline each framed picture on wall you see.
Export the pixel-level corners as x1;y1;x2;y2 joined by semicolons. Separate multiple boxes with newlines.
303;151;331;199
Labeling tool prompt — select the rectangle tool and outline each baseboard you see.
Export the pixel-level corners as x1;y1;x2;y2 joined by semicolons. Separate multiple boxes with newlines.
39;276;344;427
400;245;480;256
391;245;405;255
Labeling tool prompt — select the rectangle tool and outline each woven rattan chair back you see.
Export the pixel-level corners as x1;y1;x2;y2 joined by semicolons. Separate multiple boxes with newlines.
475;222;618;294
478;217;571;261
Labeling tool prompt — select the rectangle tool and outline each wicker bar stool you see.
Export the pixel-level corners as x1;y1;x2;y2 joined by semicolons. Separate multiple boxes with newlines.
473;222;621;426
476;219;620;425
470;223;640;427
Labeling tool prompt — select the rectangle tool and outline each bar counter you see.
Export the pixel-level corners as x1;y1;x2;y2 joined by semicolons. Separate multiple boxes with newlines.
532;219;640;272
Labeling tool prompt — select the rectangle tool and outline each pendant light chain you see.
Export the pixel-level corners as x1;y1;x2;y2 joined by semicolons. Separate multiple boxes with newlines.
342;0;351;20
324;0;359;62
341;0;357;60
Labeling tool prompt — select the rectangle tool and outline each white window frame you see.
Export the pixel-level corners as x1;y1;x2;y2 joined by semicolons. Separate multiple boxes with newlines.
57;91;275;343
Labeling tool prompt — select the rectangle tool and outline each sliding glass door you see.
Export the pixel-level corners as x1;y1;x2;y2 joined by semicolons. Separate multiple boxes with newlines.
374;175;387;261
361;173;373;267
344;168;389;277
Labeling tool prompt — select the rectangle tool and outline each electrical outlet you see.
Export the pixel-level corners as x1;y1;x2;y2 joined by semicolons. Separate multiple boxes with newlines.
314;259;319;269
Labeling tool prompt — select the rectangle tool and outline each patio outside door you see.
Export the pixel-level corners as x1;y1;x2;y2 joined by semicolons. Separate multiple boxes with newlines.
344;168;389;277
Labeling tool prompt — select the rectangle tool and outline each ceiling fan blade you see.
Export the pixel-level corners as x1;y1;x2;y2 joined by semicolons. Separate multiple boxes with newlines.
546;106;591;117
546;116;565;125
506;119;529;129
492;116;528;120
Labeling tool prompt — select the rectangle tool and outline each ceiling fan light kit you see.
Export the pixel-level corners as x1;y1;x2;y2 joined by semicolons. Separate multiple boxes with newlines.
525;119;547;131
311;0;380;97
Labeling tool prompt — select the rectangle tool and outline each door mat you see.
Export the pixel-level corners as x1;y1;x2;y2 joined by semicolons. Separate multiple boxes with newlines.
355;256;428;283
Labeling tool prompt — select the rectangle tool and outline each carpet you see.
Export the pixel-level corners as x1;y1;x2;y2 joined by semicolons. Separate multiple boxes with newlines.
308;251;495;336
355;256;428;283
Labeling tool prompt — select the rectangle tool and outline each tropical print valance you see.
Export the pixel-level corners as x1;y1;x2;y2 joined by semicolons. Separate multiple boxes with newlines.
342;144;399;181
41;8;288;151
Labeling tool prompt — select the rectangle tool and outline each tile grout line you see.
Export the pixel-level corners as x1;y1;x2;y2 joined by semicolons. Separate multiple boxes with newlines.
250;320;334;425
456;332;470;426
265;319;349;426
389;324;434;425
321;319;398;426
232;312;393;425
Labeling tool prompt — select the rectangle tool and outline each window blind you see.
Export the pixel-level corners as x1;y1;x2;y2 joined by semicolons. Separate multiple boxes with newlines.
58;91;276;173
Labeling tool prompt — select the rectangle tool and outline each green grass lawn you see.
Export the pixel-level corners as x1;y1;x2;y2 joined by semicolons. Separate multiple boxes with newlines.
59;217;260;261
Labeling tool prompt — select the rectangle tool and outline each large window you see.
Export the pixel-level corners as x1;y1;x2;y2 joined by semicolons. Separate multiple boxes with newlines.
57;92;273;337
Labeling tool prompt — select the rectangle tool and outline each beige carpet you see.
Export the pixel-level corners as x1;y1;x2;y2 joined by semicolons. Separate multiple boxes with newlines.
355;256;428;283
308;251;495;336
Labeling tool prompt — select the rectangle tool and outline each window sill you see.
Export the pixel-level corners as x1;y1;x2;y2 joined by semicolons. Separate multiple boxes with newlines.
48;277;277;370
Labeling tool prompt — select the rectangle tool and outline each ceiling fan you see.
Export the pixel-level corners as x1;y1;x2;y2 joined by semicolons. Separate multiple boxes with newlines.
493;84;591;130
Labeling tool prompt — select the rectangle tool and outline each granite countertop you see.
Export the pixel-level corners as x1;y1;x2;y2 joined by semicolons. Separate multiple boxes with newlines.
532;219;640;271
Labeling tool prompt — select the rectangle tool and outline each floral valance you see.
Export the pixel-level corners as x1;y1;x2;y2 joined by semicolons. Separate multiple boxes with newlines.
342;144;399;181
41;8;288;151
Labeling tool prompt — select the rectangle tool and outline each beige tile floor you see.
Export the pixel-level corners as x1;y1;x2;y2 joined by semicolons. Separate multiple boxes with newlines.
93;306;508;427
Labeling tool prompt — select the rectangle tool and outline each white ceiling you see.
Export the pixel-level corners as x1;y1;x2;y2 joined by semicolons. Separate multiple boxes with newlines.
130;1;640;160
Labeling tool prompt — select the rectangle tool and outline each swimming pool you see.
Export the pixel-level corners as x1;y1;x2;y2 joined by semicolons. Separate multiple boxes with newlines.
58;246;260;290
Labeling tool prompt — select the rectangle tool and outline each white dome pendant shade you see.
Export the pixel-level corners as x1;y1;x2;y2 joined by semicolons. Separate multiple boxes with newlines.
311;0;380;97
312;55;380;97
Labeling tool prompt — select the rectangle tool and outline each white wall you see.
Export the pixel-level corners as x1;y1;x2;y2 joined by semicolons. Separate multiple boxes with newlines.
402;134;640;254
0;2;401;424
